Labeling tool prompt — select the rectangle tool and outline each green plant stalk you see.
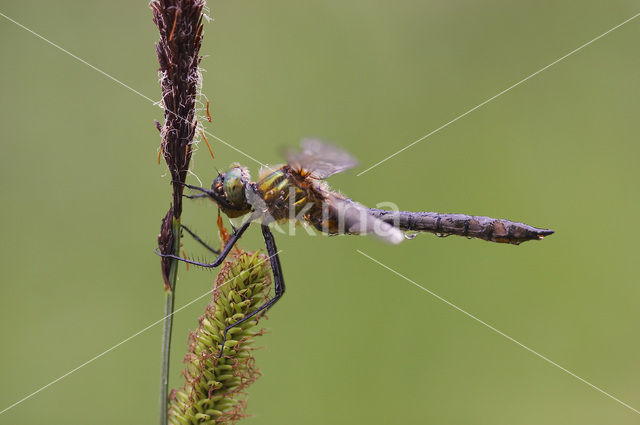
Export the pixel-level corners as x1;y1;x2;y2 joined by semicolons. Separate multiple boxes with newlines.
161;217;182;425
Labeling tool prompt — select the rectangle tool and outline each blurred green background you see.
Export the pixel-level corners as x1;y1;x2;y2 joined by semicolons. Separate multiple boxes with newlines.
1;1;639;424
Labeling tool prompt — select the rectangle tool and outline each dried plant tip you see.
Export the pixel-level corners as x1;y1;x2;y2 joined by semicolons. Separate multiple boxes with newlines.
182;249;190;271
206;100;212;122
158;207;176;291
151;0;206;218
169;251;272;424
201;130;215;159
217;213;231;246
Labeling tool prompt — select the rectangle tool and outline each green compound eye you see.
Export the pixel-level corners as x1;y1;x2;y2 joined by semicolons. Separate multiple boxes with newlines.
223;166;248;206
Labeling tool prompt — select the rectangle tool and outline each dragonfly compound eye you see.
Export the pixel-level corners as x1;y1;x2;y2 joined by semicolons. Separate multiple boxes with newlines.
223;165;251;207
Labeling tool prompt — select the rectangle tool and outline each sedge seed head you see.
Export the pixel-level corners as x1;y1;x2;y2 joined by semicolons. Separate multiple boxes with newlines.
169;250;272;424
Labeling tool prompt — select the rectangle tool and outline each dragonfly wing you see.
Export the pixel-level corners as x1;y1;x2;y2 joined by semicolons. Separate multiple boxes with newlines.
328;195;404;244
286;138;359;179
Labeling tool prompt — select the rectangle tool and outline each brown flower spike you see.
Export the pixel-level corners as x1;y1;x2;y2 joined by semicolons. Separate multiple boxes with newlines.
158;207;176;291
152;0;205;218
153;0;205;287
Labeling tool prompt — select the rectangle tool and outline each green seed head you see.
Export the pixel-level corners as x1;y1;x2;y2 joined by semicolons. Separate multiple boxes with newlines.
169;250;272;424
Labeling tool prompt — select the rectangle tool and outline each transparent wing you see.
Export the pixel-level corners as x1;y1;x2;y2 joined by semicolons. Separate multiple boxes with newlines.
286;138;358;179
327;194;404;244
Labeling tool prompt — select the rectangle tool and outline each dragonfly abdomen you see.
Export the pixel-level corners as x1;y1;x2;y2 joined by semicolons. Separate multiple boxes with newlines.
367;209;554;245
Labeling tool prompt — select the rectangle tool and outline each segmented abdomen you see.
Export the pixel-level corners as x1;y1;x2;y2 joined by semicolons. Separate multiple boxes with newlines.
367;209;554;245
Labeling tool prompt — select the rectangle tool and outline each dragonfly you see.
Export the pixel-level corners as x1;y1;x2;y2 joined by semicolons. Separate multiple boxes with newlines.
159;139;554;356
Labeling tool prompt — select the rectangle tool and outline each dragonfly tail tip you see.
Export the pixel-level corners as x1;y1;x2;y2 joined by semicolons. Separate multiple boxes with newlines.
536;228;555;239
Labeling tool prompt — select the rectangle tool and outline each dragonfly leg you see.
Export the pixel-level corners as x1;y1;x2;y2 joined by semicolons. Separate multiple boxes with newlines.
176;181;243;212
180;224;221;255
184;193;209;200
216;224;285;358
155;221;251;268
172;181;218;198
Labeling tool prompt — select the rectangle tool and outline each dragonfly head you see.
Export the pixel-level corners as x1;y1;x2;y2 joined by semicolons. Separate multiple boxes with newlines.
211;164;252;218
